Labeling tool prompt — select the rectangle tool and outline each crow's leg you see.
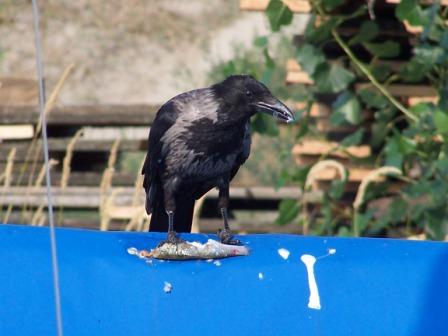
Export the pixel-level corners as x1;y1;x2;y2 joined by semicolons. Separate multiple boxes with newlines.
217;181;241;245
157;189;184;247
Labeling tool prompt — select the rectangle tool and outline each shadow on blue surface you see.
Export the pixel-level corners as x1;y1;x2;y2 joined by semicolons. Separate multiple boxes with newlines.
0;224;447;335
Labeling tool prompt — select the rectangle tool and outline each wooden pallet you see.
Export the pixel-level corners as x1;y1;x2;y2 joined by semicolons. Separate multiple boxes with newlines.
0;186;315;208
0;78;38;106
0;104;158;126
240;0;311;12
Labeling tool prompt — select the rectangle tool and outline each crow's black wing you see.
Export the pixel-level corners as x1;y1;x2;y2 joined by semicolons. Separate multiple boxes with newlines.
230;121;251;181
142;101;178;213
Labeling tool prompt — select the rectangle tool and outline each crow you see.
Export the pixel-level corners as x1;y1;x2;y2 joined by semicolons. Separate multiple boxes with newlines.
142;75;294;245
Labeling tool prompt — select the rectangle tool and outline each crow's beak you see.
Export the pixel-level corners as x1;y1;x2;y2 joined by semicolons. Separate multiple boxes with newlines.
254;99;295;123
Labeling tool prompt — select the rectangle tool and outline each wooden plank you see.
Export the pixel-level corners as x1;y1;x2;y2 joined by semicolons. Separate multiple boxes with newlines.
0;138;147;160
0;104;159;126
0;77;38;105
0;125;34;140
240;0;311;12
288;59;405;74
3;171;138;187
294;102;331;118
7;213;302;234
0;186;320;208
355;83;437;98
316;167;377;182
292;140;371;158
286;71;313;84
386;0;448;5
407;96;438;105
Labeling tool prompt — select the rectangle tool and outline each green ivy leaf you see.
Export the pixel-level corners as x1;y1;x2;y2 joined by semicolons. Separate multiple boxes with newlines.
263;48;275;69
396;0;425;26
331;91;362;125
254;36;268;48
341;128;364;146
337;226;352;237
399;57;429;82
322;0;345;11
306;16;340;43
276;199;299;225
313;63;355;93
384;136;403;168
359;88;389;109
414;45;446;66
266;0;293;32
370;63;392;82
251;112;279;136
349;21;379;45
296;44;325;75
434;109;448;134
425;207;448;240
363;41;401;58
329;179;347;199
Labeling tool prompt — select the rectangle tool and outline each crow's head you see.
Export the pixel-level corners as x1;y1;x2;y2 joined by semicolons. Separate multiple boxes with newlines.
214;75;294;123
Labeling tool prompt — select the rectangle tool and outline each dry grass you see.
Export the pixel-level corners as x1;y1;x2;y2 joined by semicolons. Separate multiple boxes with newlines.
1;147;16;187
353;166;402;236
0;148;16;222
99;138;121;231
100;137;121;192
353;166;402;211
301;160;348;235
34;159;58;189
125;157;148;231
3;64;74;224
60;129;83;188
56;129;83;224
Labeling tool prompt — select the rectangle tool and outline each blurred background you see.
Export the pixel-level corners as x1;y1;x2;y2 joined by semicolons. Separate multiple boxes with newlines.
1;0;447;240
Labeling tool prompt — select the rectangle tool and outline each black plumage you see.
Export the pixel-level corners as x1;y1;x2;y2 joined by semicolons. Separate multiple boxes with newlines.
142;75;293;245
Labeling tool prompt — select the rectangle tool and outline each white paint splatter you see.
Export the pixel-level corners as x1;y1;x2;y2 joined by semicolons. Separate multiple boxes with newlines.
278;248;290;260
328;248;336;255
214;260;221;266
163;282;172;294
301;254;321;310
258;272;264;280
127;247;138;255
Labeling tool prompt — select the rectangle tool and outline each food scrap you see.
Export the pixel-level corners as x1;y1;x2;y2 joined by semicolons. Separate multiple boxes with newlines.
127;239;249;261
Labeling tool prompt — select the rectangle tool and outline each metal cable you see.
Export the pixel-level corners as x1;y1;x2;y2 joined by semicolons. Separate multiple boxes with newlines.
31;1;64;335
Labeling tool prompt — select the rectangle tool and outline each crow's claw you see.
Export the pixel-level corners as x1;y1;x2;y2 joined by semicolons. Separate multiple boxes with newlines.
157;231;185;248
218;229;241;245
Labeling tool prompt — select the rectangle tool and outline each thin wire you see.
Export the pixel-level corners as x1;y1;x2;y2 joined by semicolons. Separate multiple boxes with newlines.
31;1;64;335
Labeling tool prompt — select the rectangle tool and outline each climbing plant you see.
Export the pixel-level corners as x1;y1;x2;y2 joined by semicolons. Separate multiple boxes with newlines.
265;0;448;239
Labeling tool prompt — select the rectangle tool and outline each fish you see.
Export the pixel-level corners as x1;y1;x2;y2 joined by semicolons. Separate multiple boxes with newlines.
128;239;250;261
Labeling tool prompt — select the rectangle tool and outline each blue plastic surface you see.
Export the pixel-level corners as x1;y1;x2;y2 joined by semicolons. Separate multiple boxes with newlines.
0;224;447;335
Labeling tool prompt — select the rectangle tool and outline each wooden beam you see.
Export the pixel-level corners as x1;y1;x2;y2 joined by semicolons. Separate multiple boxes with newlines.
294;102;331;118
355;83;437;98
0;125;34;140
0;104;159;126
386;0;448;5
292;140;371;158
407;96;438;105
0;138;147;160
286;71;314;84
0;186;320;208
0;77;38;105
240;0;311;12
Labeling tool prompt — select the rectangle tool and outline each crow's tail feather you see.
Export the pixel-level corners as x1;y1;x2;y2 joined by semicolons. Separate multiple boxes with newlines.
149;192;195;233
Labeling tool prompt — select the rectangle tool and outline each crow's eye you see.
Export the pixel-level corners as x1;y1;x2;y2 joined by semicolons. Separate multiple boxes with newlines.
246;90;252;97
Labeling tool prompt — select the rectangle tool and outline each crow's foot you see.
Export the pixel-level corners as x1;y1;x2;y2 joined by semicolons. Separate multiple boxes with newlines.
218;229;241;245
157;231;185;248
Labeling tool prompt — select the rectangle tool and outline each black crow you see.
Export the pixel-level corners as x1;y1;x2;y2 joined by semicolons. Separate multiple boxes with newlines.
142;75;293;245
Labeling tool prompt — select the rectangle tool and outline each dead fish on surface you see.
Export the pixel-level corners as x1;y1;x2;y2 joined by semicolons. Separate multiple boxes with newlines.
128;239;249;261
